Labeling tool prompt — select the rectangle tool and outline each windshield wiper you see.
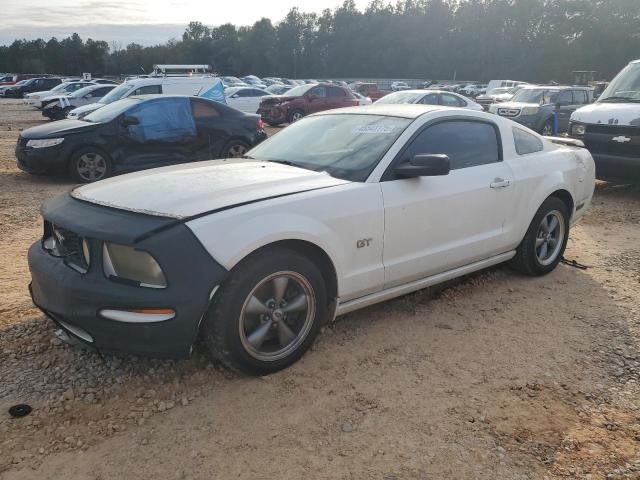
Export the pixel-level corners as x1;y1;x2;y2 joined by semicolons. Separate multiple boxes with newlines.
266;159;300;167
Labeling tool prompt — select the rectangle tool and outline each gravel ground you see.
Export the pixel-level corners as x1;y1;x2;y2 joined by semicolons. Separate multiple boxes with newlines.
0;99;639;480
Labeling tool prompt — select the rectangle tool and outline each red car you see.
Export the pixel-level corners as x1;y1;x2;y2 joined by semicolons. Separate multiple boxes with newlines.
0;74;40;86
257;83;359;126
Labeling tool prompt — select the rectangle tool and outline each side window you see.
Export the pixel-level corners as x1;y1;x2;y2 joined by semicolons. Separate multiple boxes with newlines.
572;90;588;105
190;99;219;120
513;127;544;155
91;87;112;97
557;90;572;106
402;121;500;170
133;85;162;95
248;89;266;97
309;86;326;97
327;86;346;97
440;93;466;107
126;98;196;142
419;94;439;105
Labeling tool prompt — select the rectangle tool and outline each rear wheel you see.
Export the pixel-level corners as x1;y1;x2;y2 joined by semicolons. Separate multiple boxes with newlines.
221;140;249;158
202;248;328;375
510;197;569;276
68;148;112;183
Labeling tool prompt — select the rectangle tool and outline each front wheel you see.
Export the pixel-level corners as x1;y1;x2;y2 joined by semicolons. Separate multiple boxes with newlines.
510;197;569;276
540;120;553;136
201;248;328;375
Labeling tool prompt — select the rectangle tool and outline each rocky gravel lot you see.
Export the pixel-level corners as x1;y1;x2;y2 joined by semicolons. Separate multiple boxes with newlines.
1;99;639;479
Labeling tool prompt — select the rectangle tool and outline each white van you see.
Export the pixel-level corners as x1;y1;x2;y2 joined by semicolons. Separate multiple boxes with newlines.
67;76;224;119
486;79;528;93
568;59;640;182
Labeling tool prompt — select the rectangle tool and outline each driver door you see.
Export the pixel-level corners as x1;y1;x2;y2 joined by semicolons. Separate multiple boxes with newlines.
381;119;515;288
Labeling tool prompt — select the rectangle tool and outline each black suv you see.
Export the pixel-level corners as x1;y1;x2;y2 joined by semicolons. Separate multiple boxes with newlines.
3;77;62;98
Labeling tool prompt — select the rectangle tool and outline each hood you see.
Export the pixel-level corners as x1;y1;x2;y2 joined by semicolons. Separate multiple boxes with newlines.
260;95;298;105
20;119;96;139
72;160;350;219
493;101;539;109
571;102;640;127
68;103;104;116
27;90;53;99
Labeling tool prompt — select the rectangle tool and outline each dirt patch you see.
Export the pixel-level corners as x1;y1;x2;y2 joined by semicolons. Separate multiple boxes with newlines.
1;99;640;479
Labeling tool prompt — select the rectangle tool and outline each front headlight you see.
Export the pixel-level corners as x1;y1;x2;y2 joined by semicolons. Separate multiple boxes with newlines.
103;242;167;288
26;138;64;148
521;106;540;116
571;123;586;137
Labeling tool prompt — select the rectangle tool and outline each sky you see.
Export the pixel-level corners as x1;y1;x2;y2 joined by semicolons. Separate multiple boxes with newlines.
0;0;371;46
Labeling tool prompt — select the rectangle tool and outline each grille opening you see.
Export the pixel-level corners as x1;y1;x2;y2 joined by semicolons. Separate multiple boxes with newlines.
43;222;89;273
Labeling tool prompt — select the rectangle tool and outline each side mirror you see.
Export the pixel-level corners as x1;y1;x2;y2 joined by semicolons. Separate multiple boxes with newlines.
394;154;450;178
230;94;239;98
122;115;139;126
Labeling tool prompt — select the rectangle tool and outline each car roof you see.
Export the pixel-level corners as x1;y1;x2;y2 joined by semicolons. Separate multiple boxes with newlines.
312;104;448;119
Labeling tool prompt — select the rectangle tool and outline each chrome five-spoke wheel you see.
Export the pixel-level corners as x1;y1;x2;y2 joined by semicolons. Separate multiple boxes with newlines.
239;271;316;362
535;210;565;266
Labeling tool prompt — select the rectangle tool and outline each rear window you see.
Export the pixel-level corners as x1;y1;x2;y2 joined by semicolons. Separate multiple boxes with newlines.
513;127;544;155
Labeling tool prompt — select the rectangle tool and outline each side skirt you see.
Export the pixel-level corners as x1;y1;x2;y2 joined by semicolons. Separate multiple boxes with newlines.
335;251;516;317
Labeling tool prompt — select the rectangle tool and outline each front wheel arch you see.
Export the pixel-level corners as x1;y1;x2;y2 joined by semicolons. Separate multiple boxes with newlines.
214;239;339;314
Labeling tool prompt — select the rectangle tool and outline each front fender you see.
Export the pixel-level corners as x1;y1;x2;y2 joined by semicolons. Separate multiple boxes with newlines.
185;183;386;300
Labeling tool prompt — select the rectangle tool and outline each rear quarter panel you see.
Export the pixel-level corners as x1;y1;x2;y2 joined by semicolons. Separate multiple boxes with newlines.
503;133;595;247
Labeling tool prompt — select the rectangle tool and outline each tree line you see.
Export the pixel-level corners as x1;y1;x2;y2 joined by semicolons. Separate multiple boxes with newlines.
1;0;638;83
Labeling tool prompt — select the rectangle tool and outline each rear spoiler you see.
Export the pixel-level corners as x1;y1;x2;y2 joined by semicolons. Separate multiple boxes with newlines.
543;136;585;148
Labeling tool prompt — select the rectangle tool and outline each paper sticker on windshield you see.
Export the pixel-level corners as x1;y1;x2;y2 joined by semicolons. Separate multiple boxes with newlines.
352;124;395;134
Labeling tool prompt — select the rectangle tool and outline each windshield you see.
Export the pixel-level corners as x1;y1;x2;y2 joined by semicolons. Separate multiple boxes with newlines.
70;86;99;98
50;83;67;92
99;84;133;104
83;98;140;123
375;91;423;104
284;84;314;97
246;114;411;182
487;88;510;95
512;88;559;104
598;62;640;102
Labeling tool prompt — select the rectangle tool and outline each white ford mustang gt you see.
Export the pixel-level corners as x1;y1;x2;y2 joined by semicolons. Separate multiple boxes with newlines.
28;104;595;374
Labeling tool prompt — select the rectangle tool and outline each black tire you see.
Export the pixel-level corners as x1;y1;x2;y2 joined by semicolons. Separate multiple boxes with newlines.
267;122;281;127
201;247;329;375
220;139;250;158
68;147;113;183
510;196;570;276
540;120;553;136
288;109;305;123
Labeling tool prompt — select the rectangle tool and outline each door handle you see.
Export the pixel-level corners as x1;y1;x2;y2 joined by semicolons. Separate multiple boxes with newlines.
490;178;511;189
